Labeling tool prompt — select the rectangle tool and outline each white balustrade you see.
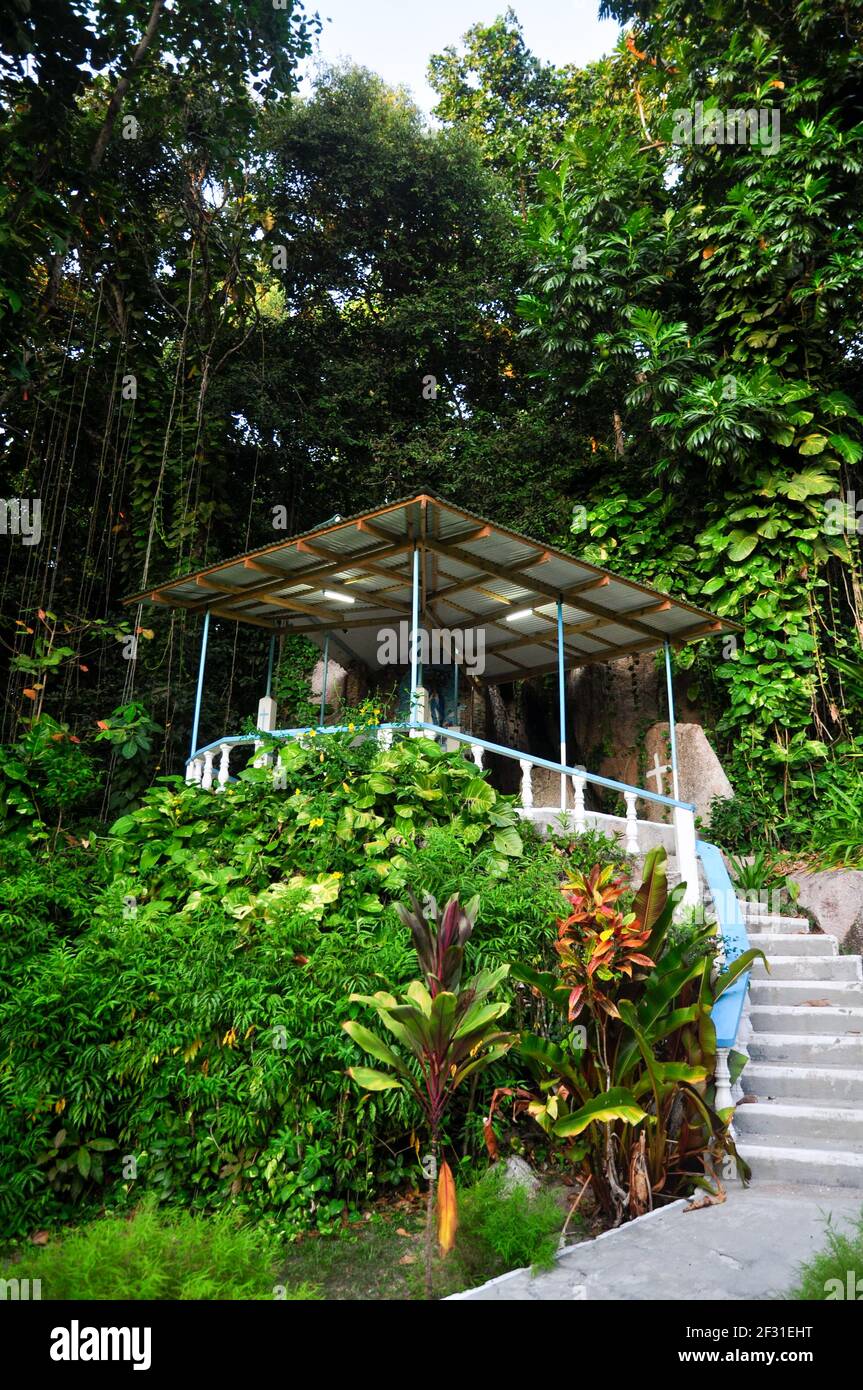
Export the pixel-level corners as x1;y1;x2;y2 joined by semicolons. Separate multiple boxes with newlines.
470;743;484;771
519;759;534;809
378;728;393;749
186;758;202;785
623;791;640;855
571;774;587;833
201;748;215;790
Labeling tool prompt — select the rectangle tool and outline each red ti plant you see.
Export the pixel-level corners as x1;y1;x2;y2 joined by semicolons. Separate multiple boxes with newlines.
343;891;514;1297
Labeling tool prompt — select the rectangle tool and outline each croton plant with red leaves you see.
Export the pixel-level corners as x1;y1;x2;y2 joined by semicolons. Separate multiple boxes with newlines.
556;863;656;1022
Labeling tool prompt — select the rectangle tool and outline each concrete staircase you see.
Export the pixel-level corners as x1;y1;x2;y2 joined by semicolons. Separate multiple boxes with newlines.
733;905;863;1189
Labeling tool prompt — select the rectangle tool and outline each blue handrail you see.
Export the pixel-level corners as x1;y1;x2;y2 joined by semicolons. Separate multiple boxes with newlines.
698;838;752;1049
188;719;695;812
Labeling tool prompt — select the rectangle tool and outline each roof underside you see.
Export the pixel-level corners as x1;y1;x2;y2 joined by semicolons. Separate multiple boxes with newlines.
124;494;738;685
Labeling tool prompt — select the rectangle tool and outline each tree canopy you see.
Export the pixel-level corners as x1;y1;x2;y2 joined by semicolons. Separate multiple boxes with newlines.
2;1;862;846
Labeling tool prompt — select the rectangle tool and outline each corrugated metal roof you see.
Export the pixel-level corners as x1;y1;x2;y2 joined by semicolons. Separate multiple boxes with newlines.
123;493;739;681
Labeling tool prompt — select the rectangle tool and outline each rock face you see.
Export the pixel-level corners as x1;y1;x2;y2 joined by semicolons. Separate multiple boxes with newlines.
787;869;863;948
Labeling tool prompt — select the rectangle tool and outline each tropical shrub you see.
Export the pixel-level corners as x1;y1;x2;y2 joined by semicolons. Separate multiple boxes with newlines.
511;848;764;1225
344;890;516;1296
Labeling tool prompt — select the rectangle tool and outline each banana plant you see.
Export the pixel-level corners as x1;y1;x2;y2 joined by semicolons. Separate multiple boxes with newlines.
343;891;514;1297
512;847;766;1224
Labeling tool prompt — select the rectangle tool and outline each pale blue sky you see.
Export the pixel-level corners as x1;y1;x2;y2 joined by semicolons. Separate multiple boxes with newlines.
299;1;620;113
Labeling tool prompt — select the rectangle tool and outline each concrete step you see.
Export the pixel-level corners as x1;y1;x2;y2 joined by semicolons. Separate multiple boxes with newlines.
744;914;810;935
742;1061;863;1104
748;1033;863;1066
736;1141;863;1189
734;1098;863;1146
750;933;836;957
748;978;863;1008
750;954;860;981
748;1003;863;1035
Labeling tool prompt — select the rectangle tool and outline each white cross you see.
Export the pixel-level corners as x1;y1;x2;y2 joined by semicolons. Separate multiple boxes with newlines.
646;752;671;795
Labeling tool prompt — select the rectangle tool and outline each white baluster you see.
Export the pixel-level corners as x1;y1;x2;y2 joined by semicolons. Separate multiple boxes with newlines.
378;727;393;749
470;744;484;771
519;759;534;809
714;1047;733;1113
216;742;231;790
571;774;587;833
201;749;215;790
185;759;199;784
624;792;640;855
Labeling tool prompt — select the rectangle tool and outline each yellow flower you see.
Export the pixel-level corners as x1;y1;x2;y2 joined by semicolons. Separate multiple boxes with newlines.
342;781;350;793
348;722;355;732
309;817;324;828
308;729;316;737
319;752;324;762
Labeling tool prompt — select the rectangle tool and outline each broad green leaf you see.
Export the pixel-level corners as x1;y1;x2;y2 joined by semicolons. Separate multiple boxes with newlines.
342;1021;407;1075
493;827;523;857
553;1087;647;1137
347;1066;403;1092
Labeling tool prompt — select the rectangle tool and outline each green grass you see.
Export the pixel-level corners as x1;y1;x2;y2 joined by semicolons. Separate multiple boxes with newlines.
788;1210;863;1300
3;1169;578;1301
3;1205;320;1301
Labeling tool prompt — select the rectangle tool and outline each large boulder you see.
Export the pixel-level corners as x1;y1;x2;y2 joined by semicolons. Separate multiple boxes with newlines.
786;869;863;948
608;721;732;827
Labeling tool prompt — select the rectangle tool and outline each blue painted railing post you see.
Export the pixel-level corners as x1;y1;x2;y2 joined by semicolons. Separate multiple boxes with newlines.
409;544;420;724
699;838;753;1113
664;638;680;801
319;633;330;728
557;596;566;811
189;608;211;758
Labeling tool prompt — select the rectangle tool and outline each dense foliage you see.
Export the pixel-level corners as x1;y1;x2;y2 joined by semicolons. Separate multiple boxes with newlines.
511;848;761;1224
0;733;564;1241
2;2;860;847
2;0;862;1291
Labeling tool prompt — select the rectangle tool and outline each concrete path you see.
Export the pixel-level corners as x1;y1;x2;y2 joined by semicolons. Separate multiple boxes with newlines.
450;1183;862;1301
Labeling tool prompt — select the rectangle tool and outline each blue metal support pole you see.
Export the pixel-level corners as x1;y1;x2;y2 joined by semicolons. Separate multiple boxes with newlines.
409;544;420;724
664;639;680;801
453;647;459;727
557;597;567;811
189;609;211;758
265;635;276;700
319;633;330;728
